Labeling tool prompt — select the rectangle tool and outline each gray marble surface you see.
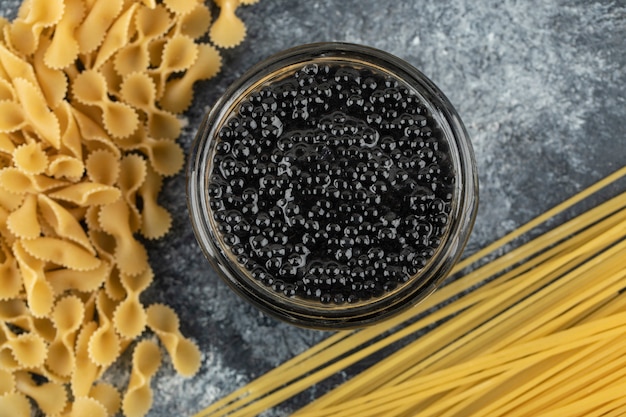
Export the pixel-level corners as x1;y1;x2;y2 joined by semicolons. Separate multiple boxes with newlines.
2;0;626;416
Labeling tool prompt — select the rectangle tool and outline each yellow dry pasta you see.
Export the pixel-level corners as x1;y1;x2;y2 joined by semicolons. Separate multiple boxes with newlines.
89;382;122;416
113;267;152;339
14;371;68;416
98;198;149;276
99;58;124;98
0;189;10;209
0;43;38;86
12;240;54;318
0;82;14;104
0;100;26;133
32;35;67;109
71;321;100;398
0;342;21;372
37;194;94;254
0;132;16;154
44;0;84;69
54;101;83;160
125;126;184;176
0;299;55;343
113;4;172;77
0;206;15;248
109;122;145;150
149;34;199;99
117;153;147;232
176;3;212;39
69;396;109;417
0;0;259;415
88;291;122;368
122;339;162;417
160;43;223;113
139;164;172;239
48;182;121;206
0;392;31;417
93;3;140;70
6;194;40;239
104;266;127;303
72;69;139;139
0;167;67;194
45;295;85;377
46;154;85;181
139;0;156;8
88;227;117;263
12;77;61;148
210;0;247;48
85;149;120;186
316;270;624;412
0;369;14;394
0;244;21;300
146;303;202;377
146;36;168;69
0;79;14;101
70;106;122;159
162;0;197;16
47;261;111;295
161;34;200;73
20;236;101;271
75;0;124;55
12;142;48;175
7;0;64;55
0;322;47;369
120;71;181;140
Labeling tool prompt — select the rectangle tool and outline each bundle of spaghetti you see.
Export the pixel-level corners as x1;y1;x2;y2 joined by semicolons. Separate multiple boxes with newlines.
193;165;626;417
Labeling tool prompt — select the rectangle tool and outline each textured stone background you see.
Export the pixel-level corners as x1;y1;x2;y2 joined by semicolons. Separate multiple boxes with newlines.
2;0;625;416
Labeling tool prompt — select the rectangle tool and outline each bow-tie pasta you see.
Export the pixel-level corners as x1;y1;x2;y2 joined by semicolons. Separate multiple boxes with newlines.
0;0;259;415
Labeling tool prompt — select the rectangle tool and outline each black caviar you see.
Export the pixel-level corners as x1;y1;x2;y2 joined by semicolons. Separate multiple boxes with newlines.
208;62;455;304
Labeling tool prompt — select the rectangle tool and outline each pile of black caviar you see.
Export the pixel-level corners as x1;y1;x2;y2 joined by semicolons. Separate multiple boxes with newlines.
208;62;455;305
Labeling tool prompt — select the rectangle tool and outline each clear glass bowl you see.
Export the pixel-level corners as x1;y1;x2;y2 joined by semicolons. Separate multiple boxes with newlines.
187;42;478;329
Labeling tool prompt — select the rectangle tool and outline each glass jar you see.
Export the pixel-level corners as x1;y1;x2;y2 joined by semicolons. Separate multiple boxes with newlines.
187;42;478;329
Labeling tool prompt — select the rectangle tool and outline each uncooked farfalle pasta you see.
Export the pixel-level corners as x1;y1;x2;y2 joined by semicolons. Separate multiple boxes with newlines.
45;295;84;377
123;339;162;417
0;392;31;417
0;0;259;415
113;267;152;339
146;303;202;377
